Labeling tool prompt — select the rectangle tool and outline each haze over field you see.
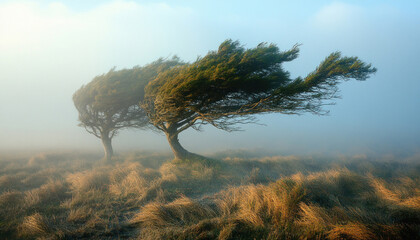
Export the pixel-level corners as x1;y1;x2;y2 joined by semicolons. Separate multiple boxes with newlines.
1;2;420;239
1;0;419;155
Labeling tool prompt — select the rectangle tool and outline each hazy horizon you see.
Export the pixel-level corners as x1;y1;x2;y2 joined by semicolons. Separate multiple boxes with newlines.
1;0;420;155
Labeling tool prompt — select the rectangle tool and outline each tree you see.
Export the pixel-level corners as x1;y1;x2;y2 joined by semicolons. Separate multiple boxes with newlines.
142;40;376;160
73;58;181;162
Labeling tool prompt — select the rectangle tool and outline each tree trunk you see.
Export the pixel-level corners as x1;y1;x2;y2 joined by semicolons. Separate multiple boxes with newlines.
101;135;113;163
165;130;190;160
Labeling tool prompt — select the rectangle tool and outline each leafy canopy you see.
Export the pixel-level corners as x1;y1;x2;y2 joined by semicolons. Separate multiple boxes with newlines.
73;58;182;138
142;40;376;135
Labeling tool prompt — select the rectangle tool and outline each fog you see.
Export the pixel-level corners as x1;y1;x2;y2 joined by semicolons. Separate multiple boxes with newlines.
1;0;419;155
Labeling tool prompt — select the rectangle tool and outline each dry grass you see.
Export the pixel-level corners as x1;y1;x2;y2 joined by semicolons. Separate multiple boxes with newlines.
67;205;94;222
67;168;110;192
371;177;420;209
0;175;22;191
0;190;24;209
24;179;68;207
108;162;159;201
327;223;375;240
131;195;218;228
19;213;52;237
0;151;419;239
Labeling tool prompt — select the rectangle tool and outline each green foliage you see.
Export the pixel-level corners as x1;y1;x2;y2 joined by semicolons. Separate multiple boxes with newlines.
271;51;377;114
73;58;183;161
140;40;376;159
143;40;376;134
73;58;182;139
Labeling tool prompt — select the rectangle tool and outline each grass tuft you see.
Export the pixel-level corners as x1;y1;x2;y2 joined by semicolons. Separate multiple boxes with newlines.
19;213;51;237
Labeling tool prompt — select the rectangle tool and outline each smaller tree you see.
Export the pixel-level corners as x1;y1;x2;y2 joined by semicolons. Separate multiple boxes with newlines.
73;58;181;162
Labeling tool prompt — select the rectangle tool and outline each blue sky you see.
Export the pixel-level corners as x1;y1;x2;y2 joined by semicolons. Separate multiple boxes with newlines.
0;0;419;155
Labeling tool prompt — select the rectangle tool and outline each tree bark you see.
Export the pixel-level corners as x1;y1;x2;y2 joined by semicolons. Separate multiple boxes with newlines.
101;134;113;163
165;130;191;160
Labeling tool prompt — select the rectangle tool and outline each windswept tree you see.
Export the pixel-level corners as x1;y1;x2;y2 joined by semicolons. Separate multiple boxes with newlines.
142;40;376;160
73;58;181;162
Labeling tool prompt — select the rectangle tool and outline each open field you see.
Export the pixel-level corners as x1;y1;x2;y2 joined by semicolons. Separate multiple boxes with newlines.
0;151;419;239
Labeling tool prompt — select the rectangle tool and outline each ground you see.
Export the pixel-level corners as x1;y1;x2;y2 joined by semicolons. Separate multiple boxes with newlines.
0;150;419;239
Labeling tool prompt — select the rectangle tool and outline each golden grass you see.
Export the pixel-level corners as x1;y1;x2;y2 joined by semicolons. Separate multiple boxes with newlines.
131;195;218;228
0;175;22;190
131;178;307;239
66;168;110;192
215;179;305;227
298;203;330;232
0;190;24;208
24;179;67;207
0;151;419;239
19;213;51;237
159;160;216;182
370;177;420;210
109;170;147;196
327;222;375;240
67;206;94;222
129;165;420;239
108;162;156;200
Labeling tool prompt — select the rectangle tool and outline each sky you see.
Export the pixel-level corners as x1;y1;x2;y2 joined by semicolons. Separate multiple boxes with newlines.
1;0;419;155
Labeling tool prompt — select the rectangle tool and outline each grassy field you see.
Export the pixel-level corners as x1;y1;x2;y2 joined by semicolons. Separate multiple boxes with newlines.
0;151;419;239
